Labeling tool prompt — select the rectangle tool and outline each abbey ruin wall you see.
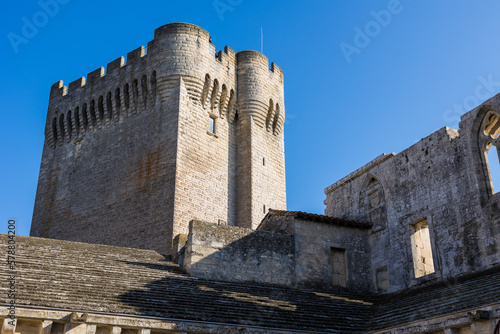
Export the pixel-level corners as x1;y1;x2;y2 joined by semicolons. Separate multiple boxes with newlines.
324;96;500;292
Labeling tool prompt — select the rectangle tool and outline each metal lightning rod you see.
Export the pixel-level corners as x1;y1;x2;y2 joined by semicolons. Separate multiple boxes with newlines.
261;27;263;54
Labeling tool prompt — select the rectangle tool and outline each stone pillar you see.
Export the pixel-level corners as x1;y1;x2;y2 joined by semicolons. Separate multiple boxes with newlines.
1;318;16;334
41;320;53;334
111;327;121;334
85;324;97;334
470;320;497;334
139;330;151;334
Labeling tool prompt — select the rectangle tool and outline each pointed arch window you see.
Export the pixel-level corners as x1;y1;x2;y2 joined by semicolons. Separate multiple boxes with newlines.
479;110;500;194
359;175;387;229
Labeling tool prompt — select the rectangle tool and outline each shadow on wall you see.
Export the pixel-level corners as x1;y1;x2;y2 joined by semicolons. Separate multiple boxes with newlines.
182;220;296;286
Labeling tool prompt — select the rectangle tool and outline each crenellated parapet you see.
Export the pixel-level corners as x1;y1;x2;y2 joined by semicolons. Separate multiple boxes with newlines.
33;22;287;255
45;23;285;149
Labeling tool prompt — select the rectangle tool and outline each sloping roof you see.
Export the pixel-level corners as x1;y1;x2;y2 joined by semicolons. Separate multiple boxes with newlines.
369;267;500;331
262;209;373;230
0;234;374;333
1;235;499;333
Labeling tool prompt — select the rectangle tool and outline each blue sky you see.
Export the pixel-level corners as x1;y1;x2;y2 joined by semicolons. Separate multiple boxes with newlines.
2;1;500;236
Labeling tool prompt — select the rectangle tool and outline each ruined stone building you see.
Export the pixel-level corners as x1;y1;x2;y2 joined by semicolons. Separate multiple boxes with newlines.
1;23;499;334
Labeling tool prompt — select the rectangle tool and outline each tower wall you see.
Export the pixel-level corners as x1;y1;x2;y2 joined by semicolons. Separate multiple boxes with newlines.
236;51;286;229
31;23;286;254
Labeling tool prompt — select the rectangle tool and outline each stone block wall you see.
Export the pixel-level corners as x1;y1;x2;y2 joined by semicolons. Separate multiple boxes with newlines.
184;220;295;286
259;212;372;292
324;94;500;293
31;23;287;255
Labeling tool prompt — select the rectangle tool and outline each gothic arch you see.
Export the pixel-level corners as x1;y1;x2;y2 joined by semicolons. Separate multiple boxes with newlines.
470;104;500;203
359;174;387;229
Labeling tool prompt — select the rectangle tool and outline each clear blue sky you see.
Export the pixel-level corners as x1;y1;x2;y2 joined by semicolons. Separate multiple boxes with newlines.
3;1;500;236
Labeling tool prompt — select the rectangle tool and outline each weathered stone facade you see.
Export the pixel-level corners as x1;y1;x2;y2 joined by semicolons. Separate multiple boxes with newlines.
18;21;500;334
30;23;287;255
184;220;295;285
324;97;500;293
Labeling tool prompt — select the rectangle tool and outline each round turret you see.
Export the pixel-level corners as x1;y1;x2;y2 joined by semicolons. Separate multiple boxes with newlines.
236;50;284;133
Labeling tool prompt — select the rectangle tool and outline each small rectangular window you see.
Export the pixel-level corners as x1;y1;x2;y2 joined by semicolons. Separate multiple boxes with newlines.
209;116;215;134
331;247;347;287
410;219;435;278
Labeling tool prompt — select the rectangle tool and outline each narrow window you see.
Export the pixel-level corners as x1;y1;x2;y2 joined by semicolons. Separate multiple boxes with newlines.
141;74;148;107
124;84;130;109
209;116;216;134
58;114;65;141
263;205;266;213
115;87;121;118
67;110;73;139
106;92;113;119
486;144;500;193
52;117;58;143
98;96;105;120
331;247;347;287
410;219;435;278
74;107;80;134
263;157;265;166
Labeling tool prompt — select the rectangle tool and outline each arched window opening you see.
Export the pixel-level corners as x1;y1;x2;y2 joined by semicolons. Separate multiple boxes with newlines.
58;114;65;142
106;92;113;120
67;110;73;139
265;99;274;131
359;175;387;229
150;71;157;103
141;74;148;107
219;84;227;117
410;218;435;278
210;79;219;110
51;118;58;143
480;110;500;195
124;84;130;109
272;103;280;134
89;99;97;125
82;103;89;130
98;96;105;120
486;144;500;194
201;74;211;107
74;107;80;134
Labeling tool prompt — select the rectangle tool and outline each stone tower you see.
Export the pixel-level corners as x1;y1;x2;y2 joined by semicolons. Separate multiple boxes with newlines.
30;23;286;255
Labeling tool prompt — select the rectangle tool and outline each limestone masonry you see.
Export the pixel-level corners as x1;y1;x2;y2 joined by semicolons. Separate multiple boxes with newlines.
9;22;500;334
30;23;286;255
